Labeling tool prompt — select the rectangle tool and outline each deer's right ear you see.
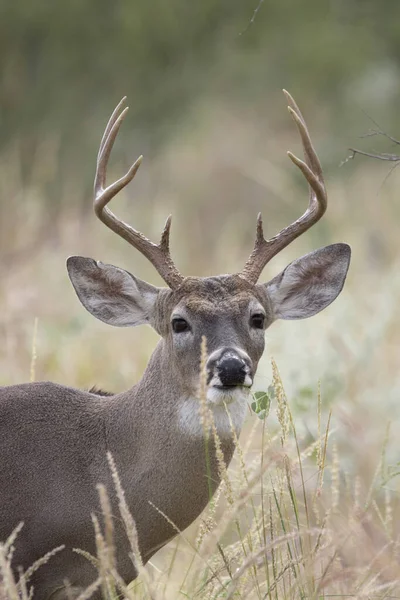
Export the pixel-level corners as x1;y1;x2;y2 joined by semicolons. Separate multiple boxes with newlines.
66;256;160;327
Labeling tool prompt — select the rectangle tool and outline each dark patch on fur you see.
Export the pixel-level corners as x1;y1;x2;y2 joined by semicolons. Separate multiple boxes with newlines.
88;386;114;397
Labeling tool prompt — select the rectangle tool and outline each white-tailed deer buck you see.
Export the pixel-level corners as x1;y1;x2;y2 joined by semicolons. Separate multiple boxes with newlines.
0;91;350;598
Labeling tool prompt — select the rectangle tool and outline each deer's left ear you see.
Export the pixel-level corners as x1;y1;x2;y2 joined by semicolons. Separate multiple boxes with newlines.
258;243;351;320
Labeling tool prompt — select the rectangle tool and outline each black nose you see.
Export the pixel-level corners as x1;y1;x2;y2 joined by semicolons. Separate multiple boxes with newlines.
217;354;247;387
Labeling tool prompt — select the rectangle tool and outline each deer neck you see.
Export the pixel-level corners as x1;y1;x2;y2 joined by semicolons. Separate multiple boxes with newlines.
103;339;247;558
109;338;248;444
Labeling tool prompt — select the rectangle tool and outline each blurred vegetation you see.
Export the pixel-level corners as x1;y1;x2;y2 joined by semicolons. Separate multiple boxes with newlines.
1;0;400;267
2;0;400;196
1;0;400;383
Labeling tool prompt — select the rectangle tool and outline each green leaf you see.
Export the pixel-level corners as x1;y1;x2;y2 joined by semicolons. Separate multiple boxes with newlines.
251;390;271;420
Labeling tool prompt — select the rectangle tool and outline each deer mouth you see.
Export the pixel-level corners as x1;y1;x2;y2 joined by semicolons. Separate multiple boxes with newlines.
214;384;251;392
207;384;251;406
209;370;253;392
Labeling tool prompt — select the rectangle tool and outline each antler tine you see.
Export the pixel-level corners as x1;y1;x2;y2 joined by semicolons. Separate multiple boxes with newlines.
97;96;127;163
95;102;131;199
94;99;183;289
283;90;323;178
240;91;327;285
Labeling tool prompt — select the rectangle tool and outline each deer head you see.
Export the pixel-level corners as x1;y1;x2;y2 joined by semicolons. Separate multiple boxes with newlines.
67;92;350;412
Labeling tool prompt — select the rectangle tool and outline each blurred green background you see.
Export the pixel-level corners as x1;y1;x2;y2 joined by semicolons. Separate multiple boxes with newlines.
2;0;400;225
1;0;400;451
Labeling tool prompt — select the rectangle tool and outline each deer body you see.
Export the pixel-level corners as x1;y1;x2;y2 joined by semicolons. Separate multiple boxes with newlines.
0;349;237;595
0;93;351;599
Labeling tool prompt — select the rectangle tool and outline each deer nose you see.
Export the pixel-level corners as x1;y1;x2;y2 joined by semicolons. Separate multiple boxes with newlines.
207;349;252;388
218;356;246;386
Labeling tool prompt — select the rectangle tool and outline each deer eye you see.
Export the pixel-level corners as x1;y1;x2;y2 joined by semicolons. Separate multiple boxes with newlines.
172;318;190;333
250;313;265;329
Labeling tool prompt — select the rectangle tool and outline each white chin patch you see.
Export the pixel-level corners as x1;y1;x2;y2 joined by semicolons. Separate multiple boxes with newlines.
206;385;249;406
178;386;250;438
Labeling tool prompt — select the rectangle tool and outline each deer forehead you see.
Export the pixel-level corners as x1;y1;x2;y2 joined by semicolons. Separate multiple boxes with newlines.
159;275;266;319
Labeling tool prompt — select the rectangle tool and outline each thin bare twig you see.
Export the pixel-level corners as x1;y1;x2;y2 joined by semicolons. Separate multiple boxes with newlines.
239;0;265;35
347;148;400;162
343;112;400;166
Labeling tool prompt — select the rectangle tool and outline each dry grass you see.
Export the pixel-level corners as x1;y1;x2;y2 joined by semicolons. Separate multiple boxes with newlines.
1;100;400;598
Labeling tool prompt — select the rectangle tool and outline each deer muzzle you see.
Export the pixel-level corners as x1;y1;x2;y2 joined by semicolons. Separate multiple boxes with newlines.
207;348;253;390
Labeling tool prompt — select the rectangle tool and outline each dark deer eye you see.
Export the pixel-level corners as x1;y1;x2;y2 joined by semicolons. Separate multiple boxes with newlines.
250;313;265;329
172;318;190;333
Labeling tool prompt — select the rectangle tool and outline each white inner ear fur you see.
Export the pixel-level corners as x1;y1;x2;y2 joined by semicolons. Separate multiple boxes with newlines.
67;257;159;327
264;244;351;321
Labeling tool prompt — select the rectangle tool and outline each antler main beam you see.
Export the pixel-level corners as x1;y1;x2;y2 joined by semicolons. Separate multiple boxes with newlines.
239;90;327;285
94;97;183;289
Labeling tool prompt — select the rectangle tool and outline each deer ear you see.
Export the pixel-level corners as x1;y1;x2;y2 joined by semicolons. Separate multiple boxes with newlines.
260;243;351;320
67;256;160;327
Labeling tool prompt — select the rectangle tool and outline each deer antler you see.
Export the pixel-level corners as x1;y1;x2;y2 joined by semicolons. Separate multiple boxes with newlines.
94;97;183;289
239;90;327;285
